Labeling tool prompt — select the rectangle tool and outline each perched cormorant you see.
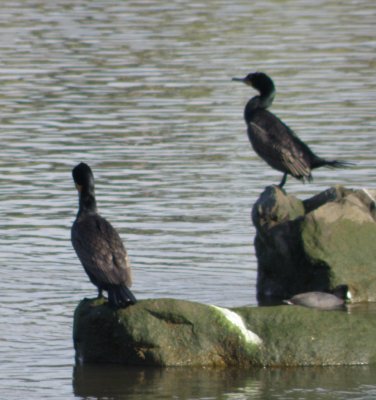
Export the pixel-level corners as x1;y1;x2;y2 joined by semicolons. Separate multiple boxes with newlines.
71;162;136;308
232;72;350;187
284;285;351;310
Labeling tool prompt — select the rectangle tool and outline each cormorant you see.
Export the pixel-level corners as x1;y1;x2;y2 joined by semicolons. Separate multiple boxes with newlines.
232;72;350;187
71;162;136;308
284;285;351;310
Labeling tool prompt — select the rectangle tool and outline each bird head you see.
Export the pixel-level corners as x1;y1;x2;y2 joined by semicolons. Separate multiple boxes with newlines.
72;162;95;193
232;72;275;97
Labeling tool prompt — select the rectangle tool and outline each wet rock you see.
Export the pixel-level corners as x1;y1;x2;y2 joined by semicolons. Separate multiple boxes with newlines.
73;298;376;367
236;304;376;367
72;185;376;368
253;185;376;303
73;298;262;367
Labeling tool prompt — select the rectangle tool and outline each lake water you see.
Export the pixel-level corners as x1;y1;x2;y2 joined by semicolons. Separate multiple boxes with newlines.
0;0;375;399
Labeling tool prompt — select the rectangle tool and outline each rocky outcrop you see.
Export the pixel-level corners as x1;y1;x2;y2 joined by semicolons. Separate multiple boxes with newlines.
73;298;262;367
72;185;376;368
73;297;376;367
253;185;376;304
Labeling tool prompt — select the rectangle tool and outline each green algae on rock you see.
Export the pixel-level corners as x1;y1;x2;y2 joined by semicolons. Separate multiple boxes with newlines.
73;297;376;367
253;185;376;303
73;298;262;367
72;186;376;368
235;305;376;367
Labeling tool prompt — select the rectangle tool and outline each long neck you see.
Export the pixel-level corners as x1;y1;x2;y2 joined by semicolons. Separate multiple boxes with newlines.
78;186;97;215
244;90;275;124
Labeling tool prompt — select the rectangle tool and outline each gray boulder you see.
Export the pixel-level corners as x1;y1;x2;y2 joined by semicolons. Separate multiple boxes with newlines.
253;185;376;303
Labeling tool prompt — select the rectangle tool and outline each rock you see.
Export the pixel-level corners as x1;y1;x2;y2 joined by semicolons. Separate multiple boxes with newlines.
253;185;376;304
73;297;376;367
236;304;376;366
72;185;376;368
73;298;262;367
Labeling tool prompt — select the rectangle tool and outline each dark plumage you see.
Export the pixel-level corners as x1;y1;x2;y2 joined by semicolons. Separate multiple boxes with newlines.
232;72;351;187
71;162;136;308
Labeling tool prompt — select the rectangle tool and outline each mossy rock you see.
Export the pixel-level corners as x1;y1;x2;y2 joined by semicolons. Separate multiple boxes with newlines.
73;298;376;367
301;192;376;301
73;298;262;367
253;185;376;302
236;305;376;366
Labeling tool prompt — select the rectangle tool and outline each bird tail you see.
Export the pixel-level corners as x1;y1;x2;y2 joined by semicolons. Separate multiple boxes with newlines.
108;285;137;308
315;159;354;169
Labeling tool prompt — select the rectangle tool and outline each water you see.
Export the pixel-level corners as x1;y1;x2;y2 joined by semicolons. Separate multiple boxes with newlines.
0;0;375;398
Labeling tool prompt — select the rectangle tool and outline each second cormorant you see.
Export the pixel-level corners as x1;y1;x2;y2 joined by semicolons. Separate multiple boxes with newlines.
71;162;136;308
232;72;350;187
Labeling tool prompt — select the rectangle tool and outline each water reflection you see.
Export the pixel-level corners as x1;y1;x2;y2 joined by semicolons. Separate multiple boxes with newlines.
73;364;376;400
73;365;264;400
347;302;376;315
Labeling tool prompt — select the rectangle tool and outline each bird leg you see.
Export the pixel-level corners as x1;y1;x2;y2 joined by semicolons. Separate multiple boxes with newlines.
278;173;287;188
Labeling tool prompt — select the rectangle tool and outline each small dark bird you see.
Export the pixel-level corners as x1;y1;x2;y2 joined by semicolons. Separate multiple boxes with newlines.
71;162;136;308
284;285;351;310
232;72;350;187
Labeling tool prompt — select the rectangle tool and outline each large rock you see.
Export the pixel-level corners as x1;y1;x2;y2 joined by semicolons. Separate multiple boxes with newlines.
253;185;376;304
72;185;376;368
73;298;262;367
73;298;376;367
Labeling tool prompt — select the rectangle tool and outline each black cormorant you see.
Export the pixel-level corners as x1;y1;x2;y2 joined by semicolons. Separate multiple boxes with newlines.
232;72;350;187
71;162;136;308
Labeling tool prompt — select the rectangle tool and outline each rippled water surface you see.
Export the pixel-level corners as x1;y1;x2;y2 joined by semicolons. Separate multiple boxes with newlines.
0;0;375;399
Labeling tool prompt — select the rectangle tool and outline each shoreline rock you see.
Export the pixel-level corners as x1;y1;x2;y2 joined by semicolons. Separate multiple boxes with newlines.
73;186;376;368
253;185;376;304
73;297;376;367
73;298;262;367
